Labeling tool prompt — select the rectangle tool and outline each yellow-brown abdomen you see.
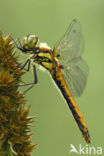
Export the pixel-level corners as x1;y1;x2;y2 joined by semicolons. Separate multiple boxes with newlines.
52;66;90;143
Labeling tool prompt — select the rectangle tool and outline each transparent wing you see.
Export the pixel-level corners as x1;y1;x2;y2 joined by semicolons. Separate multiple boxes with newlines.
54;19;89;97
54;19;84;64
63;57;89;96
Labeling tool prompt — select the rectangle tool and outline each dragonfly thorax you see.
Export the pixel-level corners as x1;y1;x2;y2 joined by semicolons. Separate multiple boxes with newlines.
31;44;54;71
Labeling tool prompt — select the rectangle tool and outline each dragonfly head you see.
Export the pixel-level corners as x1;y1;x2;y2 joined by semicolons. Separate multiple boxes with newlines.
21;35;38;53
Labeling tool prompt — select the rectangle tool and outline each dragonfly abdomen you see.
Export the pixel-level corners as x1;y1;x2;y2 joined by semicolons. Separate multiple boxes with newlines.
52;66;91;143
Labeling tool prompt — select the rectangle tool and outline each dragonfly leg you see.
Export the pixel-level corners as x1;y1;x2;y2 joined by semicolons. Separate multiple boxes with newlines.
11;37;24;51
21;59;31;71
13;59;30;72
11;38;38;92
20;64;38;92
9;37;29;71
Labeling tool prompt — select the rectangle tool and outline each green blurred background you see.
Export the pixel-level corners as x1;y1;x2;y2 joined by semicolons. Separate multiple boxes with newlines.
0;0;104;155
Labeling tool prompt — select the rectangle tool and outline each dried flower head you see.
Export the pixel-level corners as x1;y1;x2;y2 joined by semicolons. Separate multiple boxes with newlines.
0;31;36;156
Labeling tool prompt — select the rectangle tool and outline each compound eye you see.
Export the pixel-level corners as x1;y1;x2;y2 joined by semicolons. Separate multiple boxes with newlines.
28;35;38;49
22;35;38;51
22;37;29;50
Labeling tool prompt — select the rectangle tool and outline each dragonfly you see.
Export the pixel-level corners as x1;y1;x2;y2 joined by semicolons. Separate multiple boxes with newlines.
13;19;90;143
